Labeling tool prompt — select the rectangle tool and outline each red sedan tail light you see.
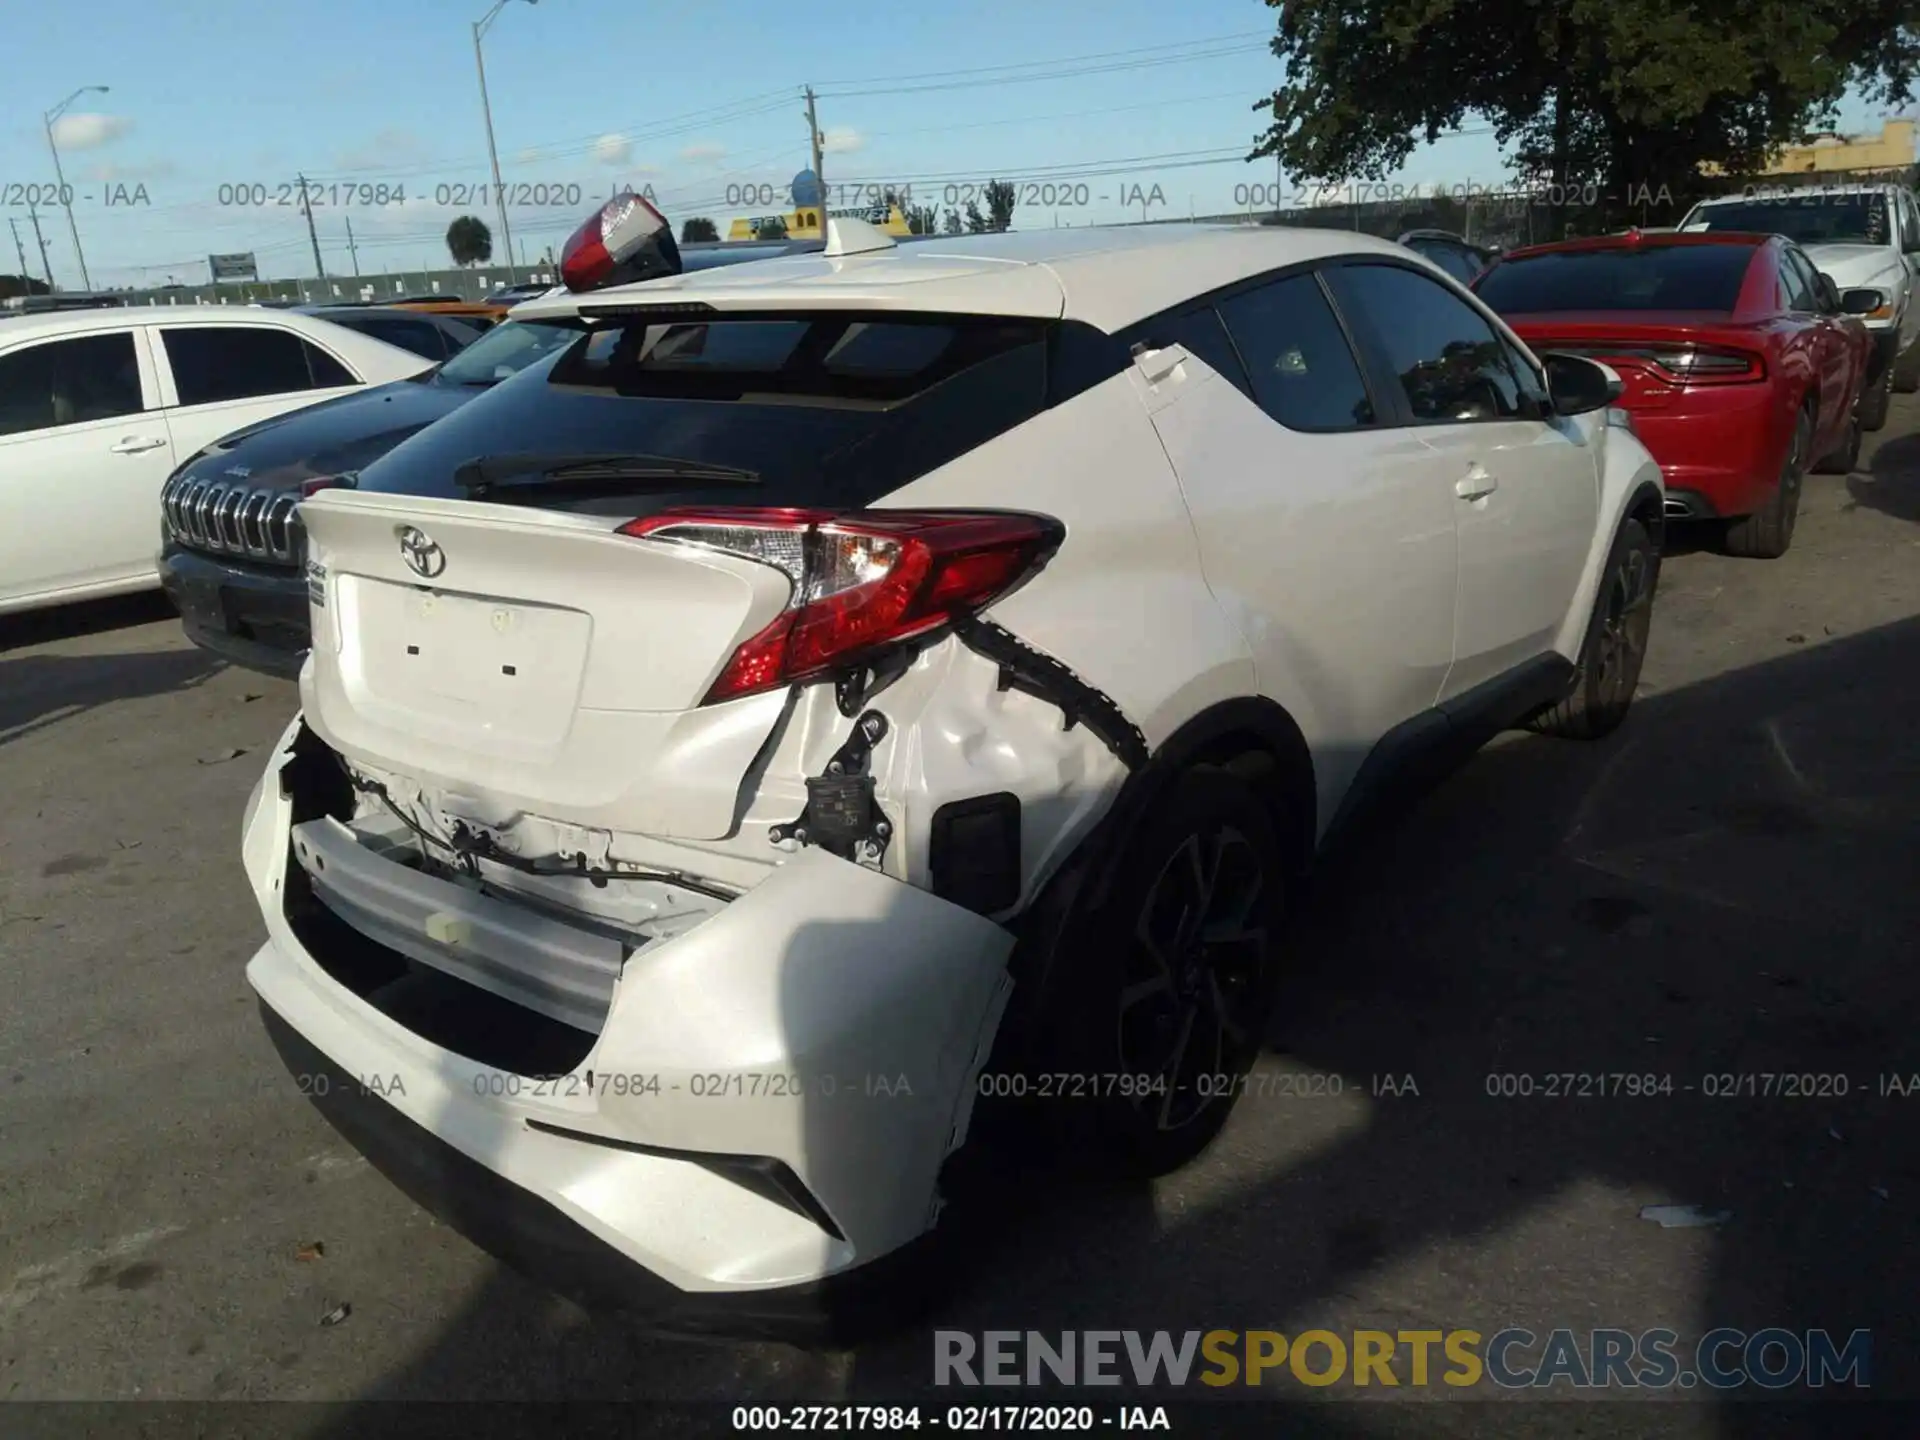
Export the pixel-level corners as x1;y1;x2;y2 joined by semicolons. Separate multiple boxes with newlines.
1531;341;1766;386
618;507;1065;704
1645;346;1766;384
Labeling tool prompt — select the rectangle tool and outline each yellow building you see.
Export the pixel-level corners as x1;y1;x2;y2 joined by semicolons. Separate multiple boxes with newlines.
727;202;913;242
1704;120;1917;177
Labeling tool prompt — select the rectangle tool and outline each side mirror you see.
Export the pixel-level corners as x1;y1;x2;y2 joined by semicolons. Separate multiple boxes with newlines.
1541;352;1623;416
1841;286;1890;317
1816;273;1842;313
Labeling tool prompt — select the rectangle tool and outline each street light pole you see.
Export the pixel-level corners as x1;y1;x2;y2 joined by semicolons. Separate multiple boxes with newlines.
473;0;536;282
45;85;109;292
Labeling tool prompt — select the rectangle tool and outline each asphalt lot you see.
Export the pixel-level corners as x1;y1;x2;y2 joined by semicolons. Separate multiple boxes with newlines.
2;407;1918;1438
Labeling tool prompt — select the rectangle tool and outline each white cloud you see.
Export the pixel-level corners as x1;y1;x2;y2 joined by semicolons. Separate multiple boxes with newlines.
51;113;132;151
680;140;727;165
590;133;633;167
512;145;544;165
821;127;864;156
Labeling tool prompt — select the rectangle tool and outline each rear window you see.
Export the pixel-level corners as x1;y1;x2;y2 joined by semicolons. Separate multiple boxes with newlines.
1681;194;1892;247
1474;244;1757;314
357;312;1055;512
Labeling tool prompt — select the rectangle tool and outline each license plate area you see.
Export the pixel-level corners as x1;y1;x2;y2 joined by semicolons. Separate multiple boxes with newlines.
339;576;592;745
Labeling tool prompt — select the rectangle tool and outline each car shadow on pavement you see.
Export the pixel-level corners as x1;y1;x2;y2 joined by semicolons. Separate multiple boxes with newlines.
1848;431;1920;523
0;590;178;652
291;617;1920;1440
0;647;224;747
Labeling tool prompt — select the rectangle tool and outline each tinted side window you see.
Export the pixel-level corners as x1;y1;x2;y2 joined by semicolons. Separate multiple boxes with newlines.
354;317;444;360
0;332;143;437
1414;241;1480;285
1901;193;1920;253
1125;305;1252;397
1331;263;1531;424
162;326;319;405
305;341;357;386
1216;274;1375;430
1780;250;1819;312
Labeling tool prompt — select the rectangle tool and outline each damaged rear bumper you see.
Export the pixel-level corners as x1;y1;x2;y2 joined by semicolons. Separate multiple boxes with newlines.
243;718;1016;1332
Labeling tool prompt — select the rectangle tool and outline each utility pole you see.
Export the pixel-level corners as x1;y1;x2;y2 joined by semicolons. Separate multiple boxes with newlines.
345;215;360;275
297;173;325;278
46;86;108;291
8;217;29;282
473;1;537;283
26;204;54;290
804;85;825;217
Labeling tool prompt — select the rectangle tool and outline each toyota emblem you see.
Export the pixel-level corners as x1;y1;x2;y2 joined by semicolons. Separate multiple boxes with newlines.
398;525;446;579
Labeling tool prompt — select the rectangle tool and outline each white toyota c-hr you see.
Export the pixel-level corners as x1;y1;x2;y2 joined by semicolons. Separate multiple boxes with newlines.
240;203;1665;1337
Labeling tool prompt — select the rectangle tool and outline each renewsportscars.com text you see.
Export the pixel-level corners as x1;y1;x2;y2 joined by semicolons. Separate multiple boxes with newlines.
934;1327;1870;1390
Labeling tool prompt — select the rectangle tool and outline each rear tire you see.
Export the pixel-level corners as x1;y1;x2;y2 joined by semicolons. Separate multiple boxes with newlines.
1038;766;1288;1178
1893;335;1920;394
1529;518;1658;742
1723;406;1809;559
1858;361;1892;432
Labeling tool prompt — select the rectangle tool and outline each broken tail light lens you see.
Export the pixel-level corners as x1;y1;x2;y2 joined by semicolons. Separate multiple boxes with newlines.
560;191;683;293
618;507;1065;704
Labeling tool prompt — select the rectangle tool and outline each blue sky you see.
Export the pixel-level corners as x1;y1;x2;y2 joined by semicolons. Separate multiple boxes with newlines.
0;0;1900;288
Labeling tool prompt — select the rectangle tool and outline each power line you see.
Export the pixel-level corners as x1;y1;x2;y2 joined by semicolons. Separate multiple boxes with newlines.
298;90;801;183
815;31;1269;89
815;40;1267;100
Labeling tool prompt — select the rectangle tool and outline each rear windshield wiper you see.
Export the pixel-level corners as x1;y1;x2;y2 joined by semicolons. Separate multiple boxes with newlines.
453;452;759;497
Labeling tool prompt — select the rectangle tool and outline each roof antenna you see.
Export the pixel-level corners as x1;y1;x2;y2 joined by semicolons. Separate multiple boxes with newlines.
824;216;897;258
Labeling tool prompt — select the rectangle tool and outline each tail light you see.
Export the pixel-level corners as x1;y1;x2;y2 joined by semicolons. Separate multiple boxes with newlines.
300;472;358;498
560;191;682;293
1647;346;1765;383
1531;342;1765;385
618;507;1064;704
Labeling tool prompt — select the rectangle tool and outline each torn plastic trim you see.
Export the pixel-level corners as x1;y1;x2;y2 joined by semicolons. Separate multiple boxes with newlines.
339;757;740;904
525;1118;847;1241
951;616;1150;771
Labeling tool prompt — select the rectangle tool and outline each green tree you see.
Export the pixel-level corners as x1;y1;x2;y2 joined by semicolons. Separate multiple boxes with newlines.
1254;0;1920;231
984;178;1016;232
905;202;938;235
681;217;720;243
756;214;789;240
0;274;52;301
964;199;990;233
942;207;964;235
445;215;493;267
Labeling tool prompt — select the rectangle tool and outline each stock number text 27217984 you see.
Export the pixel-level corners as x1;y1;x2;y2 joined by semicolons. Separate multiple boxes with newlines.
217;182;408;208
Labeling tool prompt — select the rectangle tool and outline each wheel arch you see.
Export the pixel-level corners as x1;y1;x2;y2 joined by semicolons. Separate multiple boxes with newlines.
995;694;1315;1069
1625;475;1665;552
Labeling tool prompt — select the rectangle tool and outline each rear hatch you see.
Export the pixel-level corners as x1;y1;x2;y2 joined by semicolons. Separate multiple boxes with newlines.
299;305;1062;843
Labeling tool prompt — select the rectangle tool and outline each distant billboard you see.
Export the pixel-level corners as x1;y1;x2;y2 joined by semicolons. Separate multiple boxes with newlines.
208;252;258;283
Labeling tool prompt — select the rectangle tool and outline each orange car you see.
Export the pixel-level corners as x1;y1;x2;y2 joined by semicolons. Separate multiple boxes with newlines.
383;297;516;327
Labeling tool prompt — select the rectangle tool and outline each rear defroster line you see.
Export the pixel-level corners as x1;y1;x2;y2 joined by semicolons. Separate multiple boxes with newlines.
951;616;1150;771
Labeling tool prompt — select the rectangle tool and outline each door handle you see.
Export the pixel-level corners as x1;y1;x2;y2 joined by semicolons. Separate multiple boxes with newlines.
1455;463;1498;501
110;435;167;454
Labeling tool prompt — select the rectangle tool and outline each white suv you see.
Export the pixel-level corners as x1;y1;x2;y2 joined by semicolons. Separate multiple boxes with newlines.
241;219;1664;1335
1678;183;1920;429
0;306;432;615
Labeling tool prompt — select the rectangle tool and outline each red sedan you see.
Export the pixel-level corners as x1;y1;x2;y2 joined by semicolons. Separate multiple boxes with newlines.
1473;230;1877;557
